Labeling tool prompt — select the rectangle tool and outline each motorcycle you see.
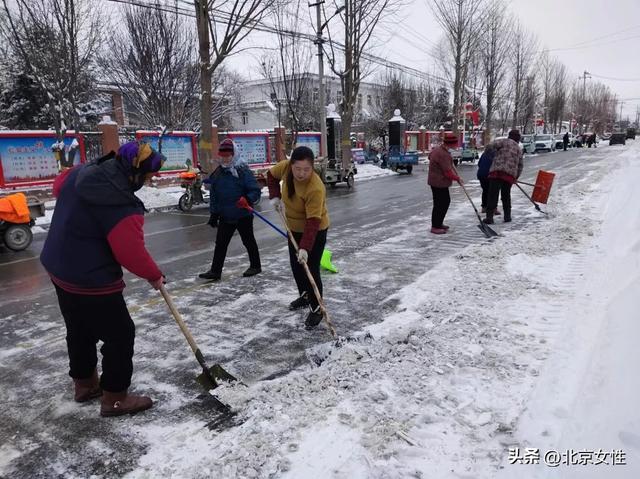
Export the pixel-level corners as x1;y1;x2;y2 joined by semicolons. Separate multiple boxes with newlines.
0;193;44;251
178;167;209;211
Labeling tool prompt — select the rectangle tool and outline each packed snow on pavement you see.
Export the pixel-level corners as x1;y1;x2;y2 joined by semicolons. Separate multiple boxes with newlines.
126;143;639;478
2;143;639;478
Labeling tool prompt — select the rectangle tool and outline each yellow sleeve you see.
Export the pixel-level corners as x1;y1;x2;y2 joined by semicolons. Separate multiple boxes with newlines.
269;160;289;180
304;185;325;219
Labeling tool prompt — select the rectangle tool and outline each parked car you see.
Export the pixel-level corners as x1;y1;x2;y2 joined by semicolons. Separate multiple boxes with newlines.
554;135;566;150
534;134;556;152
609;133;626;146
351;148;366;164
626;128;636;140
521;135;536;154
601;132;612;140
494;136;525;154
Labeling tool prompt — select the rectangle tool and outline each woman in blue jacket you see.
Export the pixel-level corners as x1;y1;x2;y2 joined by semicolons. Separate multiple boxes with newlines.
199;139;262;281
477;144;500;215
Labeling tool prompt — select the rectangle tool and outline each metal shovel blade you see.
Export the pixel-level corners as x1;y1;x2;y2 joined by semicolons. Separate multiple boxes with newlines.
196;364;238;391
477;222;499;238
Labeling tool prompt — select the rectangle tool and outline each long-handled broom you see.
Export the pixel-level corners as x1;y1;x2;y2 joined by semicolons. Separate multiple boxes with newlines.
236;197;338;273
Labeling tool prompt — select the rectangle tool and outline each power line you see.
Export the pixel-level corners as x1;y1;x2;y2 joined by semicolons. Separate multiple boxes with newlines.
590;73;640;82
542;33;640;53
109;0;454;88
548;23;640;50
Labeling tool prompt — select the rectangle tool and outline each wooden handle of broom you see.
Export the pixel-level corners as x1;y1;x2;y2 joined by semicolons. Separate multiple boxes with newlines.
277;207;337;338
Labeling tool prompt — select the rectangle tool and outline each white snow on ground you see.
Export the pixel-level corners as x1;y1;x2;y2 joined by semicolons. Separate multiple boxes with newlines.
116;142;640;479
135;185;185;209
355;163;399;181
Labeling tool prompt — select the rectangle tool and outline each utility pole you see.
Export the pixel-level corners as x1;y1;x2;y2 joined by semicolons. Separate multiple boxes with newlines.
579;70;591;133
311;0;327;160
582;70;591;99
310;1;345;161
195;0;214;173
619;101;624;127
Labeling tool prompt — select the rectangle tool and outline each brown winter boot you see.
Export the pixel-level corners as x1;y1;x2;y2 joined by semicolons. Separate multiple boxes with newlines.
73;370;102;403
100;390;153;417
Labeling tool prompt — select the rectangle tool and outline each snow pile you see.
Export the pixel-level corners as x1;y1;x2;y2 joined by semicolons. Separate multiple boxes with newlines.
130;185;184;210
122;141;638;477
355;163;399;182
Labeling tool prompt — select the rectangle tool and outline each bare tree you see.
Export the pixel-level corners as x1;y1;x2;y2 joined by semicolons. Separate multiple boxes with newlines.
99;5;200;129
325;0;403;169
260;0;315;146
194;0;272;172
211;67;244;129
570;81;617;134
510;21;538;130
479;0;511;141
0;0;102;134
546;59;569;133
429;0;486;134
520;75;538;133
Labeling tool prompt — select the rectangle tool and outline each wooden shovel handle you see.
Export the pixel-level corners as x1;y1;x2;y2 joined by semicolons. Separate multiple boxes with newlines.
160;284;199;355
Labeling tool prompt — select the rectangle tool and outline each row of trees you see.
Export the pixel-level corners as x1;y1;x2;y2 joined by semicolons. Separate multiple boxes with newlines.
0;0;397;170
429;0;619;137
0;0;245;135
0;0;624;165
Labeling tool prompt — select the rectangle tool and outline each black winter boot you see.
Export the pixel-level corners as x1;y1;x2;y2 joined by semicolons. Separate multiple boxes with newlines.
483;210;494;224
503;209;512;223
242;267;261;277
289;292;309;311
304;306;323;330
198;270;221;281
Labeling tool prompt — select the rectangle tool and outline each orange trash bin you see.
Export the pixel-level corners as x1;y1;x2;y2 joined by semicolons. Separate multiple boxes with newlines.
532;170;555;204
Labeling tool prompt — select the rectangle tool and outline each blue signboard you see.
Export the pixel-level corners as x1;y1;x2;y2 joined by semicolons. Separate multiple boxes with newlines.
137;134;195;171
0;134;82;186
296;134;321;159
229;135;269;165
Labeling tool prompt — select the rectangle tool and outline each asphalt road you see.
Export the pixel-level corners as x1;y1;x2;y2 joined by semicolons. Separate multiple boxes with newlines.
0;145;609;478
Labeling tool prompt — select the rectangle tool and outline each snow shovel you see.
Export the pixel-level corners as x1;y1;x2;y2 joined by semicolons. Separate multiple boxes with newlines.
159;285;235;411
236;197;339;273
276;206;338;339
515;183;548;215
458;182;499;238
450;165;498;238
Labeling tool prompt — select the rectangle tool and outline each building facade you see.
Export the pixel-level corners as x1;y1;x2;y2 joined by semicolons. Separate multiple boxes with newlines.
230;73;387;131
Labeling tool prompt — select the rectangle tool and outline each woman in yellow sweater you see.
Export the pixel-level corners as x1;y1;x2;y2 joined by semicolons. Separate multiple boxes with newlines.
267;146;330;329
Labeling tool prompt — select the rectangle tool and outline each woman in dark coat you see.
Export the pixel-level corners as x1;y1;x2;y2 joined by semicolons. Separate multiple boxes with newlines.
199;139;262;281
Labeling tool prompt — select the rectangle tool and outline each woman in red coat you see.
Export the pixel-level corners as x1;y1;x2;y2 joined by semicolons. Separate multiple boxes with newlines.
427;133;462;234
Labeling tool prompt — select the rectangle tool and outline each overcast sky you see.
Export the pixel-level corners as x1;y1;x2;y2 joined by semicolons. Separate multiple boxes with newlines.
225;0;640;119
